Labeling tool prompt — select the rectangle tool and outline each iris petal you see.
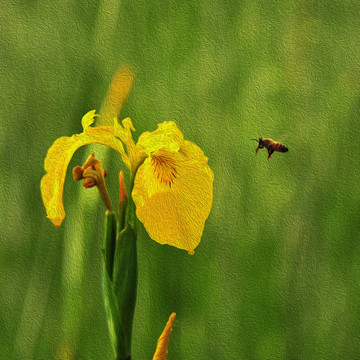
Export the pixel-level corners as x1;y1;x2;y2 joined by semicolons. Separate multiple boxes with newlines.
40;114;129;227
132;125;214;253
136;121;182;154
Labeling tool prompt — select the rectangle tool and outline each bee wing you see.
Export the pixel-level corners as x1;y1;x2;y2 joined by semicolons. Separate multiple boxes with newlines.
274;134;288;143
98;66;135;126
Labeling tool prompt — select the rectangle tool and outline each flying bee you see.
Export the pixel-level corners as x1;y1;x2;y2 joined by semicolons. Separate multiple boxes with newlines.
252;137;288;161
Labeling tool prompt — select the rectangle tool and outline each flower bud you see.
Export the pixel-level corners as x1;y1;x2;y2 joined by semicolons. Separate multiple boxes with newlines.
72;153;112;211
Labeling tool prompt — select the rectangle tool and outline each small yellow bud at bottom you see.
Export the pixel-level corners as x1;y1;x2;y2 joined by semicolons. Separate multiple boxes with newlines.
152;313;176;360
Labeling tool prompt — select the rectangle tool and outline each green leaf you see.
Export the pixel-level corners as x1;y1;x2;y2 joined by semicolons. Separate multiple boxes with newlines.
102;211;137;360
102;262;125;359
103;211;117;280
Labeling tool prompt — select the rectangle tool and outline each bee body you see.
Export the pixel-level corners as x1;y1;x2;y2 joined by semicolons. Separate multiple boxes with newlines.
252;137;288;161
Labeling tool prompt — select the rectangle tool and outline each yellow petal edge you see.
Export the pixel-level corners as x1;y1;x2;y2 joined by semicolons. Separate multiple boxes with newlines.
153;313;176;360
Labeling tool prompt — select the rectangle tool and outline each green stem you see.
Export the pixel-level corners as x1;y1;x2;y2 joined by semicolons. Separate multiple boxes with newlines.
125;172;137;233
112;225;137;359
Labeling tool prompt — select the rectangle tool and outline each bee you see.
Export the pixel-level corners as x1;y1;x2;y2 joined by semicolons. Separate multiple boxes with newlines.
252;137;288;161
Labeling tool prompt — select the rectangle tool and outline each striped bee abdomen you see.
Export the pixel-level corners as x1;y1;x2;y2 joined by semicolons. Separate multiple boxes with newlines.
277;143;288;152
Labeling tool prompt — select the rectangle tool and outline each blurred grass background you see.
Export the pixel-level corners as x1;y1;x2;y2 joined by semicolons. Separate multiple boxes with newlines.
1;0;360;359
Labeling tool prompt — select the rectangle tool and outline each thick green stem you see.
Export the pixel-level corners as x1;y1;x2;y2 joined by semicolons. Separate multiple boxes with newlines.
113;225;137;359
102;194;138;360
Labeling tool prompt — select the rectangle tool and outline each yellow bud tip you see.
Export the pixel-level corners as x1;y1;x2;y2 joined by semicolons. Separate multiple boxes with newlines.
188;250;195;255
48;217;62;228
119;170;127;203
83;152;96;167
152;313;176;360
168;312;176;323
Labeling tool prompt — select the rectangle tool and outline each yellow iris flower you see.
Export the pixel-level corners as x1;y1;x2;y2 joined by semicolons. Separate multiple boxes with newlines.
40;67;213;253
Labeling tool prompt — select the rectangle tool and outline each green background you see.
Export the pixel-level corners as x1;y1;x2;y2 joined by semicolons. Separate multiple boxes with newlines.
1;0;360;359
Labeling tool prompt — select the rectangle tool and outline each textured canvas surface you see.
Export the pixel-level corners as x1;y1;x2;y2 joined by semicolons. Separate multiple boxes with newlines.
1;1;360;359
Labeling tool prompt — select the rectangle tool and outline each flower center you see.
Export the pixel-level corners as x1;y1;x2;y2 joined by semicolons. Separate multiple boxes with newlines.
151;153;178;188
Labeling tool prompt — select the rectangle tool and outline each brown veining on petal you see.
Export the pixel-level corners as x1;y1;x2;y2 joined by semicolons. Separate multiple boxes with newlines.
151;152;178;188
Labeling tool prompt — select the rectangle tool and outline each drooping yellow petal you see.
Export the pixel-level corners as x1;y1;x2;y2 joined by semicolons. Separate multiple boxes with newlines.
40;111;129;227
98;66;135;126
153;313;176;360
132;128;214;253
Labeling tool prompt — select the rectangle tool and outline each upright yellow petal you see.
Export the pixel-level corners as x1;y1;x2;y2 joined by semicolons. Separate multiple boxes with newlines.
153;313;176;360
40;115;129;227
136;121;182;155
132;130;214;253
99;66;135;126
81;109;98;129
